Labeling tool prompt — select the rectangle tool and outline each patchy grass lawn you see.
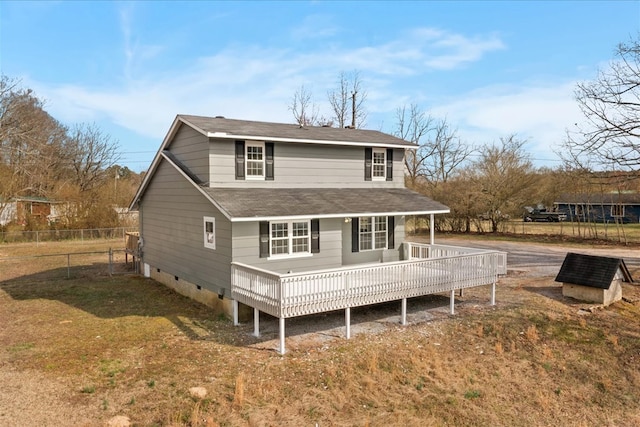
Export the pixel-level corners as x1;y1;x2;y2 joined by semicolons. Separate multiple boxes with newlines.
1;240;640;426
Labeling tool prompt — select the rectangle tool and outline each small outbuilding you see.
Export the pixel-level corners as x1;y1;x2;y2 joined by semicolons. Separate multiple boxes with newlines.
555;252;633;306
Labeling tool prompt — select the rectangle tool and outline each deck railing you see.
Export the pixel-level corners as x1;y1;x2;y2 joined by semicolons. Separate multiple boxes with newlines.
231;243;506;320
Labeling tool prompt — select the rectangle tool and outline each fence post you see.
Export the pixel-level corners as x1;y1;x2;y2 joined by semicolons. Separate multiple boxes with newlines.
108;248;113;276
67;253;71;278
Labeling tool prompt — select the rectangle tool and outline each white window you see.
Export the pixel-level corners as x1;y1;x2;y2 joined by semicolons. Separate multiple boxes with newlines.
246;142;265;179
359;216;387;251
270;220;310;257
611;205;625;217
372;148;386;180
203;216;216;249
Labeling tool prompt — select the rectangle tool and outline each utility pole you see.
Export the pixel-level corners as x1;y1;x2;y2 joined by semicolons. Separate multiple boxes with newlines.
351;91;357;128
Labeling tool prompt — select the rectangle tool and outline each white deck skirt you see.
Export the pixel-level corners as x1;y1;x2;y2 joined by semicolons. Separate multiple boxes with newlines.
231;243;507;320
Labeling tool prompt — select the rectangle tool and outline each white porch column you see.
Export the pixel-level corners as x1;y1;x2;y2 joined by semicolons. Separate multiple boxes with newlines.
232;300;239;326
430;213;435;245
345;307;351;339
491;282;496;306
401;298;407;325
253;307;260;337
278;317;286;355
450;289;455;315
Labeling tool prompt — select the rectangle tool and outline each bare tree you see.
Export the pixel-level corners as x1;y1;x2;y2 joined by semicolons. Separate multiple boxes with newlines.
423;118;473;187
468;135;536;232
396;104;472;188
395;104;436;186
288;85;319;126
563;36;640;170
66;123;120;193
327;71;367;128
0;76;67;199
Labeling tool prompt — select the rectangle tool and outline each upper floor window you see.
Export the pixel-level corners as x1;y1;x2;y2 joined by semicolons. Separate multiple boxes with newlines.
235;141;274;180
246;142;265;179
372;148;386;180
365;147;393;181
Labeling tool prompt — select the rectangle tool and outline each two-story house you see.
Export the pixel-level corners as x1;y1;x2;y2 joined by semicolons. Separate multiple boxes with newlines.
129;115;505;353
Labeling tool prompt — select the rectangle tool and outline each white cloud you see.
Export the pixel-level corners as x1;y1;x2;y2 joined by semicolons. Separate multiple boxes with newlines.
27;25;506;142
433;82;584;164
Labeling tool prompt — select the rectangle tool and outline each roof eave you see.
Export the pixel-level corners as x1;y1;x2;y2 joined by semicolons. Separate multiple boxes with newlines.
206;132;417;149
229;209;450;222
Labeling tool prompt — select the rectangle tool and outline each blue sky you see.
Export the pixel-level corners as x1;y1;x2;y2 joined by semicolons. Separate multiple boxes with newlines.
1;1;639;172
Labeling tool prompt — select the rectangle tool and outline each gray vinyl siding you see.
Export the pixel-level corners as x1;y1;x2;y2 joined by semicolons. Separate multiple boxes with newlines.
139;160;233;292
342;215;405;265
166;124;210;181
208;139;405;188
232;218;343;274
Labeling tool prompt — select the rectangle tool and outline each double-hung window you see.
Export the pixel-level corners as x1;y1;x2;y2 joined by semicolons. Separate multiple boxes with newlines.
260;219;319;258
372;148;386;180
270;220;310;257
359;216;387;251
246;142;265;179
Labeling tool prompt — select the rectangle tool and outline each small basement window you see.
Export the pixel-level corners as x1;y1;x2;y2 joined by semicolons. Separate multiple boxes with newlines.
203;216;216;250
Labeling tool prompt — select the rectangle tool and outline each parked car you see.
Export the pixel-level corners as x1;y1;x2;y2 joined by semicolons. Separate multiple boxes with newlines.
523;206;567;222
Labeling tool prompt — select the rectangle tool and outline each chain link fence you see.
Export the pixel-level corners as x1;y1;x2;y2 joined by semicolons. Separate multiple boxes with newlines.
0;227;138;245
0;248;137;283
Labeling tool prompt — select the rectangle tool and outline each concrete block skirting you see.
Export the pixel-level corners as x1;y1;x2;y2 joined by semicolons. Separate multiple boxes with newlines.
147;265;251;320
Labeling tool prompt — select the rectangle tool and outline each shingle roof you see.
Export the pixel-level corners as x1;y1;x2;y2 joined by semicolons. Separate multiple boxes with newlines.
202;187;449;221
178;114;416;148
555;252;633;288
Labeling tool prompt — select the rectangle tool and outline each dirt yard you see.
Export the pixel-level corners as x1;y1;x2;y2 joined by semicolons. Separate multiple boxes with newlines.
1;237;640;426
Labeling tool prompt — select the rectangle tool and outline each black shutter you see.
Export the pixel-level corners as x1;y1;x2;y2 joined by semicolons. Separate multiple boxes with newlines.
259;221;269;258
387;216;395;249
364;147;372;181
235;141;245;180
351;217;359;252
386;148;393;181
265;142;274;180
311;219;320;253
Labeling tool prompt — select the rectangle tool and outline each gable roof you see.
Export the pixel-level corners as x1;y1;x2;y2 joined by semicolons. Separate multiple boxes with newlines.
555;252;633;289
177;114;417;149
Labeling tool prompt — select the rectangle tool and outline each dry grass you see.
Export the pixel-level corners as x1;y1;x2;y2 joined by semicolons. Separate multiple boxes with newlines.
2;240;640;426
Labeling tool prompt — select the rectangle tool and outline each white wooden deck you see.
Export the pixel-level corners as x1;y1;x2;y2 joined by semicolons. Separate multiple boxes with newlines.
231;242;507;353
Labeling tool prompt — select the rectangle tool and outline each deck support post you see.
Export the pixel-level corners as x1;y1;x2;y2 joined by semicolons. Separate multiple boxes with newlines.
232;300;239;326
278;317;286;355
450;289;455;315
491;282;496;306
253;307;260;337
401;298;407;325
345;307;351;339
459;288;464;297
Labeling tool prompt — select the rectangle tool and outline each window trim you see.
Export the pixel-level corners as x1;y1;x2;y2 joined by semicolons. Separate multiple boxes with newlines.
203;216;216;250
268;219;312;259
358;215;388;251
611;204;625;217
245;141;266;180
372;148;386;181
